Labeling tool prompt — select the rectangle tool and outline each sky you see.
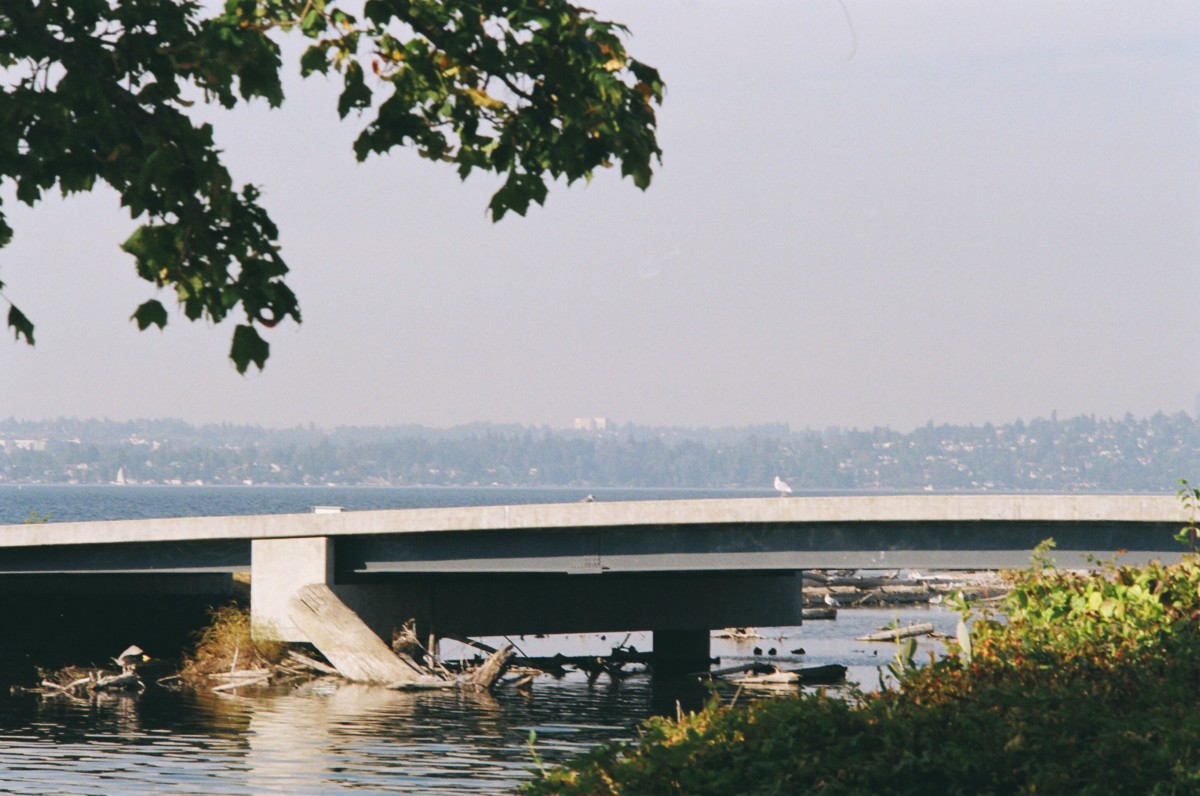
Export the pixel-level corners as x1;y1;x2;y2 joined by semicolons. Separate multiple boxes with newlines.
1;0;1198;432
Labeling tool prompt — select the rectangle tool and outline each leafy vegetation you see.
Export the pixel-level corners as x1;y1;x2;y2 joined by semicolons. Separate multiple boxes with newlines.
0;0;662;370
522;541;1200;794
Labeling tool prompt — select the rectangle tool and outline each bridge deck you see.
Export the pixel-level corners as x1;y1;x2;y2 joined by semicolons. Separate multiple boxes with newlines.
0;494;1185;545
0;495;1187;575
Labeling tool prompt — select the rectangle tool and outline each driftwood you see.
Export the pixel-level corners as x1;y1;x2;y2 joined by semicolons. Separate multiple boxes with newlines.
801;607;837;620
462;644;514;691
732;668;799;686
714;628;763;640
210;671;273;692
715;663;848;687
287;650;341;676
709;662;775;678
856;622;936;642
789;663;848;684
290;584;449;688
289;585;518;692
31;656;148;696
509;670;540;690
208;668;274;682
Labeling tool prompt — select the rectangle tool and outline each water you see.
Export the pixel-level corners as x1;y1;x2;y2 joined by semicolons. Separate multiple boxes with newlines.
0;484;772;525
0;485;957;794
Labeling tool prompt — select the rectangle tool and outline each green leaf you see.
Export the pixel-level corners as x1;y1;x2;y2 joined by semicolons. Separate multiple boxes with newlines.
7;304;34;345
230;323;269;373
337;63;372;119
0;0;661;372
300;44;330;76
300;7;324;33
131;299;169;330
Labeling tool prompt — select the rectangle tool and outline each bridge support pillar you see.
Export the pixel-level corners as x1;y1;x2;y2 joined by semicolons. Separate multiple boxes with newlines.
651;629;711;677
251;537;333;643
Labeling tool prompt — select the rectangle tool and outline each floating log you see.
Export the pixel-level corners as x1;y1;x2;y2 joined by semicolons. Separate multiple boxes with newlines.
789;664;848;684
855;622;936;642
852;590;940;606
801;607;837;620
713;663;847;687
709;662;775;678
290;584;449;688
831;576;899;588
208;668;274;681
714;628;763;639
210;671;272;692
92;672;143;692
732;668;799;686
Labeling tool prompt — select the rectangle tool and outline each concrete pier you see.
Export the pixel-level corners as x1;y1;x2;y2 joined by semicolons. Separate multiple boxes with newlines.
651;630;713;677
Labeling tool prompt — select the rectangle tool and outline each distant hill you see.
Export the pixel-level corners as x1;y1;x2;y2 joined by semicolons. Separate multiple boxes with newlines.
1;413;1196;492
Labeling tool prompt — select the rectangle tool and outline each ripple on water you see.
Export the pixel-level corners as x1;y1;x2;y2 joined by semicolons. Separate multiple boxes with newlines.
0;608;960;794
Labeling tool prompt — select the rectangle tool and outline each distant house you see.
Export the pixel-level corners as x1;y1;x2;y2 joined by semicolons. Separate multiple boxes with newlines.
574;417;608;432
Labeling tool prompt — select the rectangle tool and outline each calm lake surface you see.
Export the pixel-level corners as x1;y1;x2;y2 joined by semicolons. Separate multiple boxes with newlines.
0;485;957;794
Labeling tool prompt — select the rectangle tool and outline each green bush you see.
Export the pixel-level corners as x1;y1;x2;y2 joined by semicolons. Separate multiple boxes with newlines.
523;544;1200;795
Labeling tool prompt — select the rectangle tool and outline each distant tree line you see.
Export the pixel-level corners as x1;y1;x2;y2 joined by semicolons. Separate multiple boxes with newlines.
1;413;1197;492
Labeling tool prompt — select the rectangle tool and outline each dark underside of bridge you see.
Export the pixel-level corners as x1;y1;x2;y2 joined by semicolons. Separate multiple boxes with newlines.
0;517;1184;677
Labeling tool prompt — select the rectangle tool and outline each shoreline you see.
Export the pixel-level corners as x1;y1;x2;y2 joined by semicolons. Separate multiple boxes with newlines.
803;570;1010;608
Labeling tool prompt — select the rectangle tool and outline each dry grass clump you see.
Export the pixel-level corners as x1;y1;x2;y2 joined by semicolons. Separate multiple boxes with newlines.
181;604;287;681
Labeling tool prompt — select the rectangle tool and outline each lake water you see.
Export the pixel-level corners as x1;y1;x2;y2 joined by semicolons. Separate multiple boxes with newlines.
0;485;957;794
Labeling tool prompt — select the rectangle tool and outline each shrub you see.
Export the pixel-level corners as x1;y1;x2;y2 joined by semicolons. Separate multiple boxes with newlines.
523;543;1200;795
180;604;286;681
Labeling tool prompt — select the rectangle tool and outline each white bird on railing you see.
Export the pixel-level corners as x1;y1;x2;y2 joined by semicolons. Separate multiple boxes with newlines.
774;476;792;497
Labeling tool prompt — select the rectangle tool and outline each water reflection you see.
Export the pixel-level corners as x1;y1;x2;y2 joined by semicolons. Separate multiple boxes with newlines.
0;608;958;794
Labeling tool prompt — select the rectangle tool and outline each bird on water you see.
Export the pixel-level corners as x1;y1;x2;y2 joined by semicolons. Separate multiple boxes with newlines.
774;476;792;497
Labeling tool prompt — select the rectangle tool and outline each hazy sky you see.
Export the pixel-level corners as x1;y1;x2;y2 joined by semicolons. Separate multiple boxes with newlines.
1;0;1197;432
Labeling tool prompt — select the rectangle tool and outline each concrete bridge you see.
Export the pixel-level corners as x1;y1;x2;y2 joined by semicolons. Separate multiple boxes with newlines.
0;494;1188;670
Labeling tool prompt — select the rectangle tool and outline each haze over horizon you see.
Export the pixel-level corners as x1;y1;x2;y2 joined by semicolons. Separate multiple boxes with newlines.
2;1;1197;434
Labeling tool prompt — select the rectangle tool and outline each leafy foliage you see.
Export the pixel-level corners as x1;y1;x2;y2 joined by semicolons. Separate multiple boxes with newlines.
524;543;1200;795
0;0;662;370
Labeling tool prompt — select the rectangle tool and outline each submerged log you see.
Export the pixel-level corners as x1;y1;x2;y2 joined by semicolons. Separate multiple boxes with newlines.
855;622;936;642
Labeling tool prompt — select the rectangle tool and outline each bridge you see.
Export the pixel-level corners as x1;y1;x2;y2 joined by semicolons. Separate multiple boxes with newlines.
0;494;1188;671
